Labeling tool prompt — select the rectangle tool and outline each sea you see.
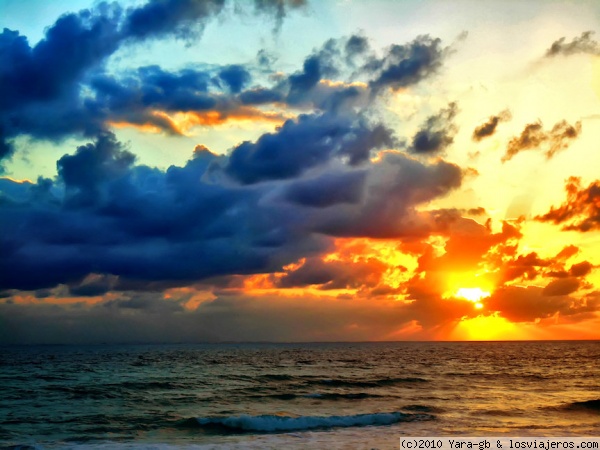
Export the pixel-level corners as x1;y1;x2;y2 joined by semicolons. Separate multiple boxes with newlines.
1;341;599;449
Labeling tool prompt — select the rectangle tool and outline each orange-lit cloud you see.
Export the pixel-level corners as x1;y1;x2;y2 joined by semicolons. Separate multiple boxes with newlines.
502;120;582;162
472;109;511;141
537;176;600;232
109;107;290;135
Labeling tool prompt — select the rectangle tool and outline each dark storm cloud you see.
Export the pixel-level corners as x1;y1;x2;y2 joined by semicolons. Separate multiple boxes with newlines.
487;285;597;323
57;132;136;207
0;0;465;301
0;0;229;114
502;120;581;162
283;170;367;207
0;8;121;112
345;35;369;62
546;31;600;57
123;0;306;41
542;277;580;296
287;55;325;101
409;102;458;154
0;8;122;157
0;11;451;167
284;37;344;105
0;29;448;170
536;177;600;232
239;88;283;105
0;126;15;170
472;110;511;141
501;251;551;282
217;65;252;93
87;66;217;133
281;33;447;108
0;125;464;291
69;274;119;297
570;261;593;277
275;256;387;290
367;35;445;91
122;0;225;40
314;152;463;238
0;132;278;290
224;114;395;183
499;245;595;284
0;0;305;165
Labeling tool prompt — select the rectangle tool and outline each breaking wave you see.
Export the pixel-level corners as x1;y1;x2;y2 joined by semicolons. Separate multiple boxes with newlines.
191;411;433;433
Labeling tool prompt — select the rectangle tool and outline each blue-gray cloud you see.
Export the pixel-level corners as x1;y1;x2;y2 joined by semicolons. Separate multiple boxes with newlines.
410;103;458;154
0;0;306;167
0;127;463;291
0;1;463;299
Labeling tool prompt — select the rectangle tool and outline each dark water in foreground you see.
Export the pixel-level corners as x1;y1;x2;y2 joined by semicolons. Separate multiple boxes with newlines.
1;341;599;449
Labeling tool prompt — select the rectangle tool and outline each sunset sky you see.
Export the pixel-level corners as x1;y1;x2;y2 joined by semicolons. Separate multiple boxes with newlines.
2;0;600;344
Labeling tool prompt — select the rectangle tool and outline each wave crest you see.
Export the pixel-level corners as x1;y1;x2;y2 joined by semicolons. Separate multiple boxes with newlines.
193;411;433;433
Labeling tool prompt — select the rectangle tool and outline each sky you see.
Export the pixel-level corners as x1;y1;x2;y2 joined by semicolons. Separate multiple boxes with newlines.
1;0;600;344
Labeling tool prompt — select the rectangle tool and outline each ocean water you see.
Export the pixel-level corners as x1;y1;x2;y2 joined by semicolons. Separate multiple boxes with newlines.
1;341;599;449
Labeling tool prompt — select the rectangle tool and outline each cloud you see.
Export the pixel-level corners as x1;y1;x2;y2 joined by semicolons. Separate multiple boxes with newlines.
0;7;121;111
546;31;600;57
313;152;463;238
0;0;229;115
218;65;252;93
542;277;580;296
409;102;458;154
9;2;586;343
239;88;283;105
536;176;600;231
502;120;582;162
472;110;511;141
0;28;450;171
93;65;288;134
0;15;463;293
570;261;593;277
486;285;596;322
224;113;395;183
283;170;367;208
69;273;119;297
252;0;307;32
0;126;13;168
122;0;225;41
283;35;368;107
367;35;446;91
0;124;465;292
269;33;446;112
344;35;369;63
0;0;306;167
275;255;387;290
57;132;136;207
0;291;431;344
556;244;579;260
286;55;327;103
500;251;550;282
123;0;305;41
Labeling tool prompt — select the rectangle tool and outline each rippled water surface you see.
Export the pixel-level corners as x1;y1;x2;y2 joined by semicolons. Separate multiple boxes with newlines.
1;341;599;449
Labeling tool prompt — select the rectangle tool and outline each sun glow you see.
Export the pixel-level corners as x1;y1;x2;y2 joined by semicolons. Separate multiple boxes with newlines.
455;287;490;302
449;313;531;341
454;287;490;310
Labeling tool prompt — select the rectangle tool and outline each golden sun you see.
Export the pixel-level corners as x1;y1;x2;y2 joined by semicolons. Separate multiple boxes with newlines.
455;287;490;309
